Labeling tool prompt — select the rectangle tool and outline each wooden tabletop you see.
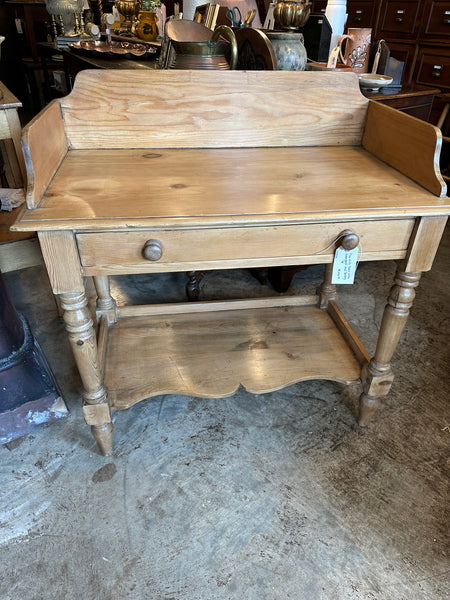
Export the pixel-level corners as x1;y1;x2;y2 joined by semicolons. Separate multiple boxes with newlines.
0;82;22;110
15;146;450;231
362;84;441;101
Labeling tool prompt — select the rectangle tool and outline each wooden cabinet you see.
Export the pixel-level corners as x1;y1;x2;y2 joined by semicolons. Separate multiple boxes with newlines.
362;84;441;119
378;0;423;37
344;1;450;94
414;45;450;89
346;1;379;28
2;0;52;62
310;1;328;14
0;1;57;117
424;1;450;37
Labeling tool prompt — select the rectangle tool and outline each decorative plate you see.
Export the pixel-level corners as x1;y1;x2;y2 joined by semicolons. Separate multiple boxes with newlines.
67;40;158;60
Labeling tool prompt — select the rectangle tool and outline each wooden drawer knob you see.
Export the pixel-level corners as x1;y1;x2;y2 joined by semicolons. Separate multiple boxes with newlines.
340;230;360;250
143;239;163;261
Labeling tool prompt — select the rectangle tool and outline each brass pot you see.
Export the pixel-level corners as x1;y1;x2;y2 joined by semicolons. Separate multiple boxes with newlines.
170;25;238;70
274;0;311;30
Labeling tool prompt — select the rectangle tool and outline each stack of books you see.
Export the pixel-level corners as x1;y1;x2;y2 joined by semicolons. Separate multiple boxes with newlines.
193;4;221;29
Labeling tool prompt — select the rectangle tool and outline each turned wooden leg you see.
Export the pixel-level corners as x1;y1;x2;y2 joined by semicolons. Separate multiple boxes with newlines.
60;291;113;455
359;268;422;426
186;271;205;301
318;263;337;309
93;275;118;324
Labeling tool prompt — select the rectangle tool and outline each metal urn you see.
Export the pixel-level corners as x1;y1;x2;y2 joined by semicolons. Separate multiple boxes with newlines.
273;0;312;30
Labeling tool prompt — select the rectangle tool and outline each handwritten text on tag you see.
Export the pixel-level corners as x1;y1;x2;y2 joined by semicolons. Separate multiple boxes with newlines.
331;246;359;284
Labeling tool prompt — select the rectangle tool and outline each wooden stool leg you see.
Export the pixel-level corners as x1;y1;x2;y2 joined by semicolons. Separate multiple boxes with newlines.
318;263;337;309
93;275;117;323
359;268;421;425
60;291;113;455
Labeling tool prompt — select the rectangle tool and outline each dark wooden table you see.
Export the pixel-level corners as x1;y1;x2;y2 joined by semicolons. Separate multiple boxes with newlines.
62;47;159;90
362;84;441;121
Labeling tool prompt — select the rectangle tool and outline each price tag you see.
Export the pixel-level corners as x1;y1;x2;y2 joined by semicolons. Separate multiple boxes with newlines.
327;46;340;69
331;246;359;284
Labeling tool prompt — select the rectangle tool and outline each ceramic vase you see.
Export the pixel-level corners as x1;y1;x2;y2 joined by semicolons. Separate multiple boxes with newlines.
266;31;307;71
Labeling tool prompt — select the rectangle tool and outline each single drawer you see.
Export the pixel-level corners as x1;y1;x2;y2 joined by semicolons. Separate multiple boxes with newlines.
77;220;415;275
415;48;450;89
310;0;327;14
346;1;377;28
380;0;421;35
424;1;450;36
376;92;436;121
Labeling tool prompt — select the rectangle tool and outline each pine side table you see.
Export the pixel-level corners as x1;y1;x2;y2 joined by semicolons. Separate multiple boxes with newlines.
12;70;450;455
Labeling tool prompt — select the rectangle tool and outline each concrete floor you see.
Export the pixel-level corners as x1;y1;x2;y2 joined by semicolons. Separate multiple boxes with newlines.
0;227;449;600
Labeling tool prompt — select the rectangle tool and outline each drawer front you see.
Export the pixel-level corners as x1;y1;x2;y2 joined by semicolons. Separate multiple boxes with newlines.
397;103;434;120
376;92;435;120
346;1;378;28
424;1;450;36
380;0;421;35
310;0;328;14
415;48;450;89
77;220;415;275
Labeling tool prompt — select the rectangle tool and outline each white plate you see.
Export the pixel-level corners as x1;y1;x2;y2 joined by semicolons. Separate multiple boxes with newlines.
358;74;393;91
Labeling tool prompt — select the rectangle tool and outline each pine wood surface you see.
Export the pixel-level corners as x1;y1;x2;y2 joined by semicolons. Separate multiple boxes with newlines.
22;99;68;209
0;113;12;141
105;305;363;410
0;237;42;272
59;70;369;150
13;146;450;232
117;296;320;318
327;300;371;366
11;69;450;454
401;216;448;272
363;101;446;197
38;230;84;294
77;218;415;276
0;82;22;109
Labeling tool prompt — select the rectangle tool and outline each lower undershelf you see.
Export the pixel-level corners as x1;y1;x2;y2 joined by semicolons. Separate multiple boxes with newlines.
102;303;366;410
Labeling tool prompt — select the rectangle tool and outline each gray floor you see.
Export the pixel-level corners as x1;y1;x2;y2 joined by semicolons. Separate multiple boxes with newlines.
0;227;449;600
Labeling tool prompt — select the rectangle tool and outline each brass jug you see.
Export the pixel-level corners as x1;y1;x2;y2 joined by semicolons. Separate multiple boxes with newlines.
137;11;159;42
170;25;238;70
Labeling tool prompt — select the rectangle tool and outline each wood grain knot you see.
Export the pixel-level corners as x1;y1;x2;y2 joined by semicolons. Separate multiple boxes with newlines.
142;153;162;159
